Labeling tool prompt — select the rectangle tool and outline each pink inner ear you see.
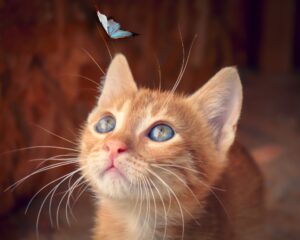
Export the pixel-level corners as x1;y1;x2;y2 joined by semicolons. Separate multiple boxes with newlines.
208;90;236;147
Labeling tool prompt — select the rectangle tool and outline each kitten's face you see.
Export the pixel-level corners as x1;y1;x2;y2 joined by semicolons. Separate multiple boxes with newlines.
81;90;206;199
79;54;242;200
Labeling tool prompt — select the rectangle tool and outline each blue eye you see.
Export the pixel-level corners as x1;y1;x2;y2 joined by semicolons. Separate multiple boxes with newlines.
95;116;116;133
148;124;175;142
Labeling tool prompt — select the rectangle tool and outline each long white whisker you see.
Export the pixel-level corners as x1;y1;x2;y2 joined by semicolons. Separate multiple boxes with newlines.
152;165;200;205
56;175;79;228
162;34;198;109
63;73;100;87
171;25;186;94
65;175;85;225
145;176;157;240
46;170;80;226
96;24;113;60
24;168;81;237
132;179;141;213
33;124;77;146
147;168;185;240
161;26;186;108
81;48;105;75
172;34;197;94
7;160;78;191
155;56;162;92
148;177;168;240
136;180;144;231
72;182;89;207
31;154;78;169
2;145;80;156
152;163;204;175
197;179;230;221
35;169;82;235
140;176;150;236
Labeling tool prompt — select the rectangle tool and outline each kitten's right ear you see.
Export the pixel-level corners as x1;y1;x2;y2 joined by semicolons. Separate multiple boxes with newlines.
98;54;137;105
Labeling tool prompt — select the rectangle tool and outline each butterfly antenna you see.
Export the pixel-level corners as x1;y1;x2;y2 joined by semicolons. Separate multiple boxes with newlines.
93;0;100;12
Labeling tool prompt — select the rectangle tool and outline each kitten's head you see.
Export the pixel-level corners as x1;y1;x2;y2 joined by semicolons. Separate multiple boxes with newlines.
79;54;242;200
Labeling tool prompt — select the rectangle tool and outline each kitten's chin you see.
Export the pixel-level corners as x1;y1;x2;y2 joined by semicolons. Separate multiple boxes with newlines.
94;170;132;199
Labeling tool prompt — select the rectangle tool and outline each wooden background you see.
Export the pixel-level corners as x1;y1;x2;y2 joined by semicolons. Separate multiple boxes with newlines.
0;0;299;217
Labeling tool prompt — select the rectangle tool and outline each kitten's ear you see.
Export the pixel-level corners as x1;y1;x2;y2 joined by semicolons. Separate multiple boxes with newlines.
188;67;242;155
98;54;137;105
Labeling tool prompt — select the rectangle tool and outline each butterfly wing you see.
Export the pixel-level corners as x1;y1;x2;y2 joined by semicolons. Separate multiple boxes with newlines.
107;19;121;36
96;10;138;39
110;30;134;39
97;11;108;33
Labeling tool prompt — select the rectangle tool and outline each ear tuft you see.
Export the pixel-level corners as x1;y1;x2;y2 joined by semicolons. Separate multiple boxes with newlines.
188;67;242;155
98;54;137;105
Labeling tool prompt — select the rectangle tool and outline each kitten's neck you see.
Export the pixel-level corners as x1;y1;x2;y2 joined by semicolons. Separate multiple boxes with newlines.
101;194;203;239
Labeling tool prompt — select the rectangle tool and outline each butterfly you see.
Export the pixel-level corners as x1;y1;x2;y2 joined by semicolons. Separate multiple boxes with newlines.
96;8;138;39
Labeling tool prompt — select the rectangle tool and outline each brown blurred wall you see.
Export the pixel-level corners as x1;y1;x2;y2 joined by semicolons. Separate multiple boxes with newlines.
0;0;298;216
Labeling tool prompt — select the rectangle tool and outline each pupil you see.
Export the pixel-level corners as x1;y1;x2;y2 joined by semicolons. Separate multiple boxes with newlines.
158;127;165;137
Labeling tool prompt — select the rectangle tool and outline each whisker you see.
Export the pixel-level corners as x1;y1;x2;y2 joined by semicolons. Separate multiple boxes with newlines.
96;24;113;60
160;26;186;108
2;145;79;156
65;175;85;225
6;160;78;191
153;165;200;202
132;178;140;213
136;180;144;231
72;182;89;207
33;169;82;235
197;179;230;220
46;170;81;226
152;163;205;176
155;56;162;92
32;124;78;146
81;48;105;75
140;176;150;237
147;177;168;240
172;25;186;94
161;33;198;109
144;176;157;240
147;168;185;240
31;154;78;169
63;73;100;87
173;34;197;94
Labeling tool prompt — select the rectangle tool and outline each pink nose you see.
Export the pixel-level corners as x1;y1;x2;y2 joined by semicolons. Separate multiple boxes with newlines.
103;140;128;160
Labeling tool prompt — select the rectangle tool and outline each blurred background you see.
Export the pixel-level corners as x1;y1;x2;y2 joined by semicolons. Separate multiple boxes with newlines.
0;0;300;239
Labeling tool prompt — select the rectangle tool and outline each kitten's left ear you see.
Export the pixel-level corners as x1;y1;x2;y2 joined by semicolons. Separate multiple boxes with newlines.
98;54;137;105
187;67;242;155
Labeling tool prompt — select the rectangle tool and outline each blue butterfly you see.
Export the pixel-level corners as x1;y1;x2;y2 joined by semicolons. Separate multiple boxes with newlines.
97;10;137;39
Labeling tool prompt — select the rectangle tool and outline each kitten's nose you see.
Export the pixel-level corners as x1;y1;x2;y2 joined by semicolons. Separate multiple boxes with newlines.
103;140;127;160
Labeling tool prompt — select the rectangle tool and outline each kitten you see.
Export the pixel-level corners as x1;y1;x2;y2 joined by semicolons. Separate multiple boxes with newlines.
79;54;264;240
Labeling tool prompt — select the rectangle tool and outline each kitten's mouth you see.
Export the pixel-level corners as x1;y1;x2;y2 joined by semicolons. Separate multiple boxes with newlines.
101;164;128;181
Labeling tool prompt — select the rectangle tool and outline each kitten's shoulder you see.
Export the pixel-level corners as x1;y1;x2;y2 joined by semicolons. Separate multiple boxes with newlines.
228;142;263;186
220;142;265;239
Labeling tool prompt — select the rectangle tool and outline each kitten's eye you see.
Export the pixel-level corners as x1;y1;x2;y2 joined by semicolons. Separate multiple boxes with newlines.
148;124;175;142
95;116;116;133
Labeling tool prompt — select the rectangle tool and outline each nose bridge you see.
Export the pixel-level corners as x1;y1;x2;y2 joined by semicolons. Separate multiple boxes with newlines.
104;131;130;146
107;139;127;152
103;102;140;149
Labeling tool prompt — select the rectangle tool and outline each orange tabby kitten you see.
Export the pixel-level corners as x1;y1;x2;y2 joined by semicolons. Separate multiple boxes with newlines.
79;54;264;240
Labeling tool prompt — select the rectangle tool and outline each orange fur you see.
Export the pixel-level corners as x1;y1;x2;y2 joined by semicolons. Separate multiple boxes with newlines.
79;54;264;240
